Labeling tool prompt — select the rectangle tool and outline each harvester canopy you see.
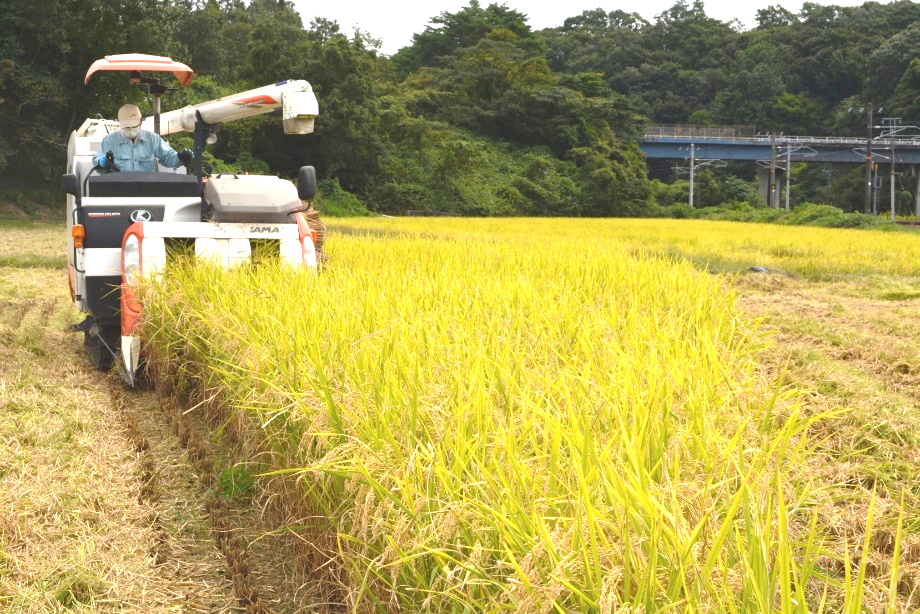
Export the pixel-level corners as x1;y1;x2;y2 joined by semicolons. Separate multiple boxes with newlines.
84;54;194;86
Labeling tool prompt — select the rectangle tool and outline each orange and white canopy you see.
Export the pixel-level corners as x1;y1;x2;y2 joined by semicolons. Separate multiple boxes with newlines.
84;54;194;87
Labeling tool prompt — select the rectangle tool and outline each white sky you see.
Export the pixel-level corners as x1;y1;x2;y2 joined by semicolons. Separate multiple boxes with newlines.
290;1;890;55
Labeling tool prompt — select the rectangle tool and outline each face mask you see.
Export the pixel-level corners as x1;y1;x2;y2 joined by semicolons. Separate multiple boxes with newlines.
122;126;141;140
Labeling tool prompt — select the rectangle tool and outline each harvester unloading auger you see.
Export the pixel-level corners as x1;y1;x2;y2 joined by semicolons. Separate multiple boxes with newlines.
63;54;322;385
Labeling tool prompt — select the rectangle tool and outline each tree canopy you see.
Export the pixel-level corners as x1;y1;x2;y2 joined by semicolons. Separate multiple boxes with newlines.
5;0;920;215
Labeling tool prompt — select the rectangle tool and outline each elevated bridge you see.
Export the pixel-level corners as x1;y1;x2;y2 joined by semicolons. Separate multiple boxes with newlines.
640;125;920;164
639;125;920;209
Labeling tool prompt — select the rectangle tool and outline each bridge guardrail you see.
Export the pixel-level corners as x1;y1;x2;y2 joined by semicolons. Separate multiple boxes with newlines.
645;125;755;139
643;130;920;148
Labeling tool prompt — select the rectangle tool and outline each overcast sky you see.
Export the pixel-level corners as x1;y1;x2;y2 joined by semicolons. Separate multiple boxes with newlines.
290;0;890;55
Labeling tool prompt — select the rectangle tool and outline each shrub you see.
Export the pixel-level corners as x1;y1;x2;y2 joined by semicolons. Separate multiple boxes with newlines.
315;178;371;216
780;203;879;228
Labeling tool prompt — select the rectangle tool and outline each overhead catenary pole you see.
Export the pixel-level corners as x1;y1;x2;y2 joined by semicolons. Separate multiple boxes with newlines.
874;163;879;215
865;104;874;213
891;138;897;221
915;167;920;217
689;143;695;208
673;148;724;205
785;145;792;210
876;118;920;219
770;132;777;208
882;117;904;221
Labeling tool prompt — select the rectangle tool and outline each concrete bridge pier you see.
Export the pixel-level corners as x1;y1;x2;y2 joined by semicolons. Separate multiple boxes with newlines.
757;166;785;208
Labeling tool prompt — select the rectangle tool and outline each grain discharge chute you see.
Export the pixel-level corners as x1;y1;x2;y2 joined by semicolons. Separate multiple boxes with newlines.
63;54;320;385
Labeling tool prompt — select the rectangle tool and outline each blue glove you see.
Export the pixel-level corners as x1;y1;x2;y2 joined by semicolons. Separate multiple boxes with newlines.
177;148;194;166
97;154;108;168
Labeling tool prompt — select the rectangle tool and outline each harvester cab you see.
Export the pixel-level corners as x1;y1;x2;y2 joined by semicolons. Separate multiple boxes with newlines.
63;54;320;385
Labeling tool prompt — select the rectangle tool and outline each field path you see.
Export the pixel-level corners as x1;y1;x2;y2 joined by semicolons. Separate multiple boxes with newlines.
736;272;920;610
0;224;313;613
1;223;316;612
0;256;246;611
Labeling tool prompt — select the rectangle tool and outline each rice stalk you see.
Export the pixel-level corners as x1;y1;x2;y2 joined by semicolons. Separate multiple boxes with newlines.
140;221;869;612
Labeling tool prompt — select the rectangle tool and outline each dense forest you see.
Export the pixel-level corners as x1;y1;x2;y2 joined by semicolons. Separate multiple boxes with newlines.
5;0;920;216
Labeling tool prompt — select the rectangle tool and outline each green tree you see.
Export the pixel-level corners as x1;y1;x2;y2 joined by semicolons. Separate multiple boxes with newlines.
541;2;736;124
280;24;384;192
889;58;920;120
866;22;920;102
0;0;179;181
649;1;736;71
391;1;539;76
712;39;787;126
755;5;798;29
244;0;307;83
174;0;226;77
542;9;650;78
770;91;822;133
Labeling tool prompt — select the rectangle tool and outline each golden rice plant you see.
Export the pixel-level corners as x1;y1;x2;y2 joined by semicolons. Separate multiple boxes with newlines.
141;221;871;612
334;217;920;278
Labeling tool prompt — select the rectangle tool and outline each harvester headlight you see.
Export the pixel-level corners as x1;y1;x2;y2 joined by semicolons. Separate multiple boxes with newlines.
124;234;141;285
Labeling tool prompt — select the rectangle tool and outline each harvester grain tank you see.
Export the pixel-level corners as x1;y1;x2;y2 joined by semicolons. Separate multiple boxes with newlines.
62;54;320;385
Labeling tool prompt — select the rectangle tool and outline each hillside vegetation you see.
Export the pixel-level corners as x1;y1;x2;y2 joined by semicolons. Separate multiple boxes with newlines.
6;1;920;215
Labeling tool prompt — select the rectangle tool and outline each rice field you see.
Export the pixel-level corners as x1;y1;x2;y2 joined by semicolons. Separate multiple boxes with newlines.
140;218;920;612
334;217;920;278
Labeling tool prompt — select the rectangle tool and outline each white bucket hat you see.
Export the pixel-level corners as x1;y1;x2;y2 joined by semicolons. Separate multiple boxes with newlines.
117;104;142;129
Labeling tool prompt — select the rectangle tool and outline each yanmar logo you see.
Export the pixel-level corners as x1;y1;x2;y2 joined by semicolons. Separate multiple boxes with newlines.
249;226;280;233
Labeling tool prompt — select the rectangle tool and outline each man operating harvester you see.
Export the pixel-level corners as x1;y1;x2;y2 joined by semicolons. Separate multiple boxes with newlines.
93;103;193;172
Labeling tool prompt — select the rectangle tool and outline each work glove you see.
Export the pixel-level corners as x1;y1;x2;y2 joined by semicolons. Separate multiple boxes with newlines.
177;148;194;166
97;154;109;168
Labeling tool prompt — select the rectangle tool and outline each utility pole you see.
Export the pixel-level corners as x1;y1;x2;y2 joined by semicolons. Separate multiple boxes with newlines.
770;132;777;208
865;104;874;214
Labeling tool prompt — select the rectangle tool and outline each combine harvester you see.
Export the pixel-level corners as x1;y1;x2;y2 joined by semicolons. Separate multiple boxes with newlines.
63;54;320;384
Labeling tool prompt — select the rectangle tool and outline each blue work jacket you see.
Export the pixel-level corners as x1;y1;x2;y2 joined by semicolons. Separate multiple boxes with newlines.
93;130;182;172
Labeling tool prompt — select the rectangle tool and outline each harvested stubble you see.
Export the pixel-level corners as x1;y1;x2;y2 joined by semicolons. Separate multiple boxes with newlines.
0;257;239;612
140;223;879;612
